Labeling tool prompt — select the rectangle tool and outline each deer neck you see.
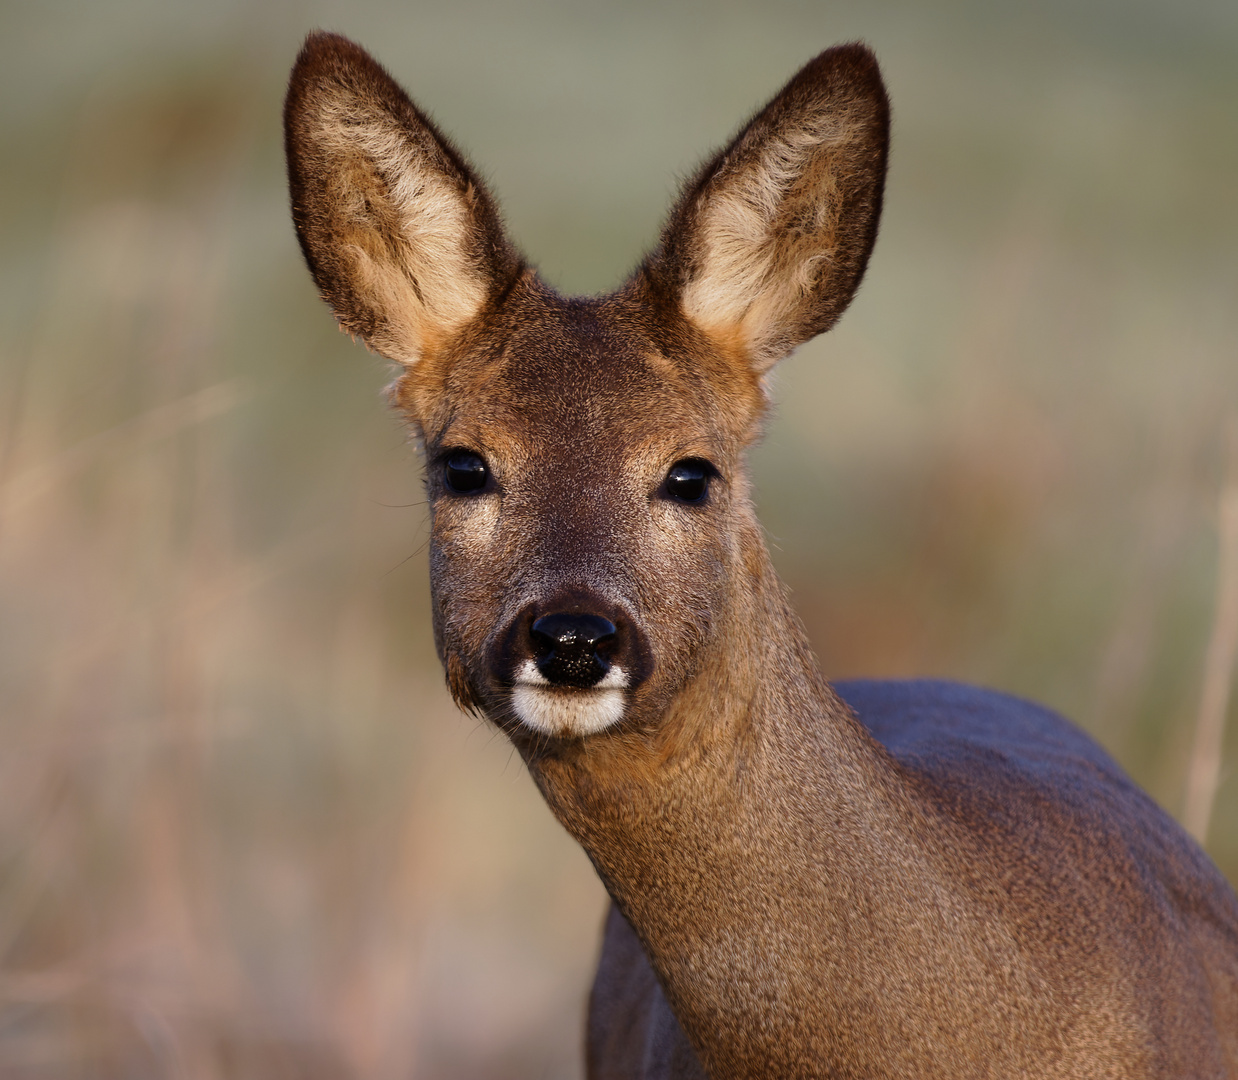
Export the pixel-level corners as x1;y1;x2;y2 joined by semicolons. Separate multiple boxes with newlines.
519;540;994;1076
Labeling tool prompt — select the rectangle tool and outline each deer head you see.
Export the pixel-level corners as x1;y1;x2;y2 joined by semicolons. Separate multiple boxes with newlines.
284;32;888;754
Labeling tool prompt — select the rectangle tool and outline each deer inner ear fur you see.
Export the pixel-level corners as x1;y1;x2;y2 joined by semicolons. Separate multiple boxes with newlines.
642;44;889;373
284;32;522;366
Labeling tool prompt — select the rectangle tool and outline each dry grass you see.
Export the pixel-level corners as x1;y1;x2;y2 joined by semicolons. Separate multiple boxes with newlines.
1183;421;1238;842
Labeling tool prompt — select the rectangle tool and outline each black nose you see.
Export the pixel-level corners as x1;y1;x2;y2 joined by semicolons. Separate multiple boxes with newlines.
530;613;617;688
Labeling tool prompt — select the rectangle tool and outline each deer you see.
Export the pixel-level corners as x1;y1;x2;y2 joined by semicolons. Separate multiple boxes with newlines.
283;30;1238;1079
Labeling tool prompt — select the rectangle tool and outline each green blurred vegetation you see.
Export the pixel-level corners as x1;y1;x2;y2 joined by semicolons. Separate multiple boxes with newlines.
1;0;1236;1075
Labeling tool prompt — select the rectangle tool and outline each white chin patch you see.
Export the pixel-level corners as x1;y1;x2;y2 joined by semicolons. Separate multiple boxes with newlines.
511;660;629;737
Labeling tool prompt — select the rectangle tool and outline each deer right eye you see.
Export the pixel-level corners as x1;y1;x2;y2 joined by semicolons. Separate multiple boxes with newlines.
443;450;489;493
664;459;713;503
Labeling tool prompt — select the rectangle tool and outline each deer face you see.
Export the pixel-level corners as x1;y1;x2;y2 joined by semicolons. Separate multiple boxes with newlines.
284;33;887;742
404;284;766;738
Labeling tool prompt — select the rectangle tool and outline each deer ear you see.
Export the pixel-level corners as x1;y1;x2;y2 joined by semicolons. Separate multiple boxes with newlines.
642;44;889;372
284;32;522;365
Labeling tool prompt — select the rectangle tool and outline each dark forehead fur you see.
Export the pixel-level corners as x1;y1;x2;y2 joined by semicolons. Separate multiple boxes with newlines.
396;274;768;453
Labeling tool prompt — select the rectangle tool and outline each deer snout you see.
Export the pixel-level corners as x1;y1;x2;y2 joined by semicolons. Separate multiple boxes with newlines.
530;613;616;688
500;600;650;738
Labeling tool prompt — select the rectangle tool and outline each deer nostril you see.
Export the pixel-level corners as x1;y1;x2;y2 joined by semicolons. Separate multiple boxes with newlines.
530;614;617;688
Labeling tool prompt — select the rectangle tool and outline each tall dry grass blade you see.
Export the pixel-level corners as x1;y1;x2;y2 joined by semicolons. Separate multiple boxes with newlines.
1183;418;1238;844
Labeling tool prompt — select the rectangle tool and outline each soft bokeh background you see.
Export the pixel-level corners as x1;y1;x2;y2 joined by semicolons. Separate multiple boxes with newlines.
2;0;1236;1075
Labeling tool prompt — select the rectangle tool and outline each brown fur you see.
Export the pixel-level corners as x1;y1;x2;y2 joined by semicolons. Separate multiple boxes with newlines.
285;32;1238;1078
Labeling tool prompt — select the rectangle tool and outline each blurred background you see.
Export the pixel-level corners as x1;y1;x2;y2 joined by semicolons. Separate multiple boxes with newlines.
1;0;1236;1075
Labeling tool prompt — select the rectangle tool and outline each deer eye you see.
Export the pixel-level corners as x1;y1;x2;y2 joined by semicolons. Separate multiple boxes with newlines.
443;450;488;493
664;459;713;503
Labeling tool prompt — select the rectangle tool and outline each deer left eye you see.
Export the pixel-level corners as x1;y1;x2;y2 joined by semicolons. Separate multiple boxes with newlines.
664;459;713;503
444;450;488;493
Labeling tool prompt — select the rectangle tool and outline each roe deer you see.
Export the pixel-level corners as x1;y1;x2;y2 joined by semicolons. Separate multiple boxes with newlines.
284;31;1238;1078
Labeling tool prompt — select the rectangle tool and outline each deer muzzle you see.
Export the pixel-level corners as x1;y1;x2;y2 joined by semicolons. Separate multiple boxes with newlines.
498;597;650;738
